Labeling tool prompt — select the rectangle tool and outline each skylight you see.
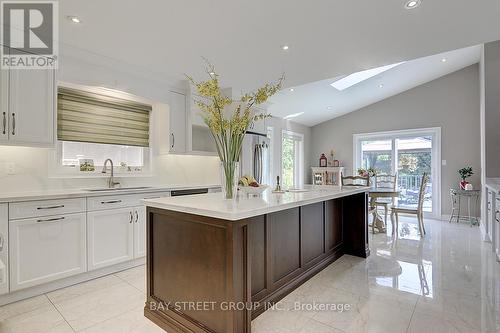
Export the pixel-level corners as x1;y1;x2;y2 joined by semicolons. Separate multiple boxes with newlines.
283;112;304;120
330;62;405;91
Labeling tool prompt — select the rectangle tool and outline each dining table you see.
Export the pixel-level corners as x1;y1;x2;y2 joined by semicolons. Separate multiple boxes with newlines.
369;188;400;233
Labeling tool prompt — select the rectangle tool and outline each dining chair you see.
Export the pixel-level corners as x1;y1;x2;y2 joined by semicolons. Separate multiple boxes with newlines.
341;174;376;232
341;174;369;187
374;174;398;225
391;173;429;236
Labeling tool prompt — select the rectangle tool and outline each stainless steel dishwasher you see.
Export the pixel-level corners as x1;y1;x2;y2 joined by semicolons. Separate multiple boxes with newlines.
170;188;209;197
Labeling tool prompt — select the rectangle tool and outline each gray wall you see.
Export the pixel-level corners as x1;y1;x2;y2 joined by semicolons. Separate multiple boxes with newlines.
484;41;500;177
311;65;481;216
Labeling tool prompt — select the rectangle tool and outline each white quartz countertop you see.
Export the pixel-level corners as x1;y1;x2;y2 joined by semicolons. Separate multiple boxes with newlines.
485;178;500;195
0;184;220;203
143;186;369;221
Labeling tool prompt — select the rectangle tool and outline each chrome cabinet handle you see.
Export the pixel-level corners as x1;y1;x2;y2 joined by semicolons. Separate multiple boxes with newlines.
171;133;175;149
0;234;3;252
496;210;500;222
134;210;139;223
129;211;133;224
100;200;122;204
37;217;65;223
11;113;15;135
37;205;65;210
2;112;5;135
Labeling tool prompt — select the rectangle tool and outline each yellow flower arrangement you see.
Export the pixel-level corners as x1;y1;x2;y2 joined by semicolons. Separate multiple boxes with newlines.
187;61;283;198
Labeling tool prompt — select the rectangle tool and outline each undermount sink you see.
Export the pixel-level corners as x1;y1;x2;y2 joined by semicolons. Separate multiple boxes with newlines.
84;186;153;192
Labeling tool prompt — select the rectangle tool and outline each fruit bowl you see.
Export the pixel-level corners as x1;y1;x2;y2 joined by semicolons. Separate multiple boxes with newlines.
238;184;269;196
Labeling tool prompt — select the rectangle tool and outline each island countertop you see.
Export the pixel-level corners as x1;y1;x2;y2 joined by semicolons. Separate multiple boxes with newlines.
142;186;369;221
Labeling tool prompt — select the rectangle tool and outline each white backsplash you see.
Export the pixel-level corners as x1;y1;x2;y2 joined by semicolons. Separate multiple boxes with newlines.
0;146;220;192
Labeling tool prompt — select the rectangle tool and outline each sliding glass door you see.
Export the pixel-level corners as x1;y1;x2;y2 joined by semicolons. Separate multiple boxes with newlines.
355;128;441;216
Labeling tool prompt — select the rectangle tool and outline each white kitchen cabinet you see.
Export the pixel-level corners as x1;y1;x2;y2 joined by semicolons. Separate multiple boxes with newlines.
8;66;55;146
0;70;9;143
0;47;56;147
133;206;146;258
9;213;86;291
248;107;268;136
169;91;187;153
87;207;135;270
0;204;8;295
486;190;494;243
495;198;500;261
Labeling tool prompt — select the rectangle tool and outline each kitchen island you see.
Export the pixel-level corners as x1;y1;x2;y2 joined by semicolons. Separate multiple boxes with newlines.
142;186;369;333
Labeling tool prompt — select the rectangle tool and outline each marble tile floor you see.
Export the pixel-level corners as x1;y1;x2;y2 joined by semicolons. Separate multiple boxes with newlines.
0;216;499;333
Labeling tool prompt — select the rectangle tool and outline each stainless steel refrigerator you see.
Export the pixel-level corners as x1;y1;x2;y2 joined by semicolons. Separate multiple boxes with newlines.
240;131;271;185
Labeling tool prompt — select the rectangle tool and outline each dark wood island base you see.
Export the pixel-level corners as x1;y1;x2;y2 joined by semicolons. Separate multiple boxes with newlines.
144;192;369;333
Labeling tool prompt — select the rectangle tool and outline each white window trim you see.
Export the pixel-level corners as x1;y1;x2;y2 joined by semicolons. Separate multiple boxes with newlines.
267;126;274;186
353;127;442;218
282;130;304;188
49;141;153;179
49;82;155;179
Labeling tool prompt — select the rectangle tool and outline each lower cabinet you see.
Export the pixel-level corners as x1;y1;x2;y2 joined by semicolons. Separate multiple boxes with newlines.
9;213;86;291
496;198;500;261
0;204;8;295
133;206;146;258
87;206;146;271
87;207;135;270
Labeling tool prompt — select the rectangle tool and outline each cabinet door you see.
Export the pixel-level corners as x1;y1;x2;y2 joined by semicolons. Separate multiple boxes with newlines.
0;204;8;295
495;198;500;261
87;208;134;270
9;66;55;146
169;91;187;153
133;206;146;258
9;213;86;291
0;69;8;143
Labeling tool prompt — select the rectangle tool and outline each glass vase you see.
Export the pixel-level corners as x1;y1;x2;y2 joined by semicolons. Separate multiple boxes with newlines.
220;161;239;200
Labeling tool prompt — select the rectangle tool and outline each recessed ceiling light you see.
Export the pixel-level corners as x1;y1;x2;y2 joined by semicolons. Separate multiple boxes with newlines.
282;45;289;51
289;88;294;92
327;106;333;110
379;84;384;88
405;0;422;9
67;16;81;23
283;112;304;120
441;58;447;63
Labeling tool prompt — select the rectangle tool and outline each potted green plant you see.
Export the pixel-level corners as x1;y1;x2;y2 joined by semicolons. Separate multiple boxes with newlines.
187;62;283;199
458;166;473;190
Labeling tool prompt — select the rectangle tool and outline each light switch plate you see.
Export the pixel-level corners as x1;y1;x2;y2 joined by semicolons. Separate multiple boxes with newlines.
442;160;447;166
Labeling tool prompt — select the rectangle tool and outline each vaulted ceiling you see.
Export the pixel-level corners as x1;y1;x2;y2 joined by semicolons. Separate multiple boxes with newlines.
58;1;499;125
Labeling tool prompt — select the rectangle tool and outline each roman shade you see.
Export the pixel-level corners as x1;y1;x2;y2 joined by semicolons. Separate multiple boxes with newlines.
57;87;151;147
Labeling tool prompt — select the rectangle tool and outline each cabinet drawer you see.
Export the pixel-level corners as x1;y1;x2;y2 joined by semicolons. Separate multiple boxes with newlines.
9;198;86;220
9;213;87;291
87;192;170;211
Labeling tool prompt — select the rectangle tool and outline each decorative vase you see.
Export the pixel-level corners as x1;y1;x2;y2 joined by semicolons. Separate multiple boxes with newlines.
460;180;469;190
220;161;240;199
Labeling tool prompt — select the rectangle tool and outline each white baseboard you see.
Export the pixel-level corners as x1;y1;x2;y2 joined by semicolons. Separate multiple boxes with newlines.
0;257;145;306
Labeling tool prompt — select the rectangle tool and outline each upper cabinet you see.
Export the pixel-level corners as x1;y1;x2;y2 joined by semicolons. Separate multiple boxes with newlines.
0;47;56;147
188;93;217;154
168;91;187;153
0;70;8;143
248;106;268;136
